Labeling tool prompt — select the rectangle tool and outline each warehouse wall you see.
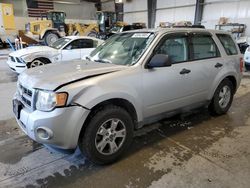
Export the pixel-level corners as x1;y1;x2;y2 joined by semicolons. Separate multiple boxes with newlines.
1;0;97;30
123;0;196;27
102;1;115;12
202;0;250;36
124;0;148;25
54;1;96;20
155;0;196;27
123;0;250;36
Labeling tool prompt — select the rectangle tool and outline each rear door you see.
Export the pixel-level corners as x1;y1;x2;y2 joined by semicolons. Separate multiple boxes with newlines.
187;32;222;100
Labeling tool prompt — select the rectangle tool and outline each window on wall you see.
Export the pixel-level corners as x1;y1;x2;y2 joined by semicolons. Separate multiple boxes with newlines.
216;34;238;55
190;34;220;60
155;35;188;64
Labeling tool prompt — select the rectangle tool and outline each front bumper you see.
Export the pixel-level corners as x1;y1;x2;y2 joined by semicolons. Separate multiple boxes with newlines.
14;97;90;149
6;59;26;74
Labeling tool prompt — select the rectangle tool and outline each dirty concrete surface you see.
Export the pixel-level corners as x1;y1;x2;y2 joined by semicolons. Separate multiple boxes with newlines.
0;53;250;188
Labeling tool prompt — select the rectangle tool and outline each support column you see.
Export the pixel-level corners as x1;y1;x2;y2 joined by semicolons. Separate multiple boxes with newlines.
194;0;204;25
147;0;157;28
115;2;123;21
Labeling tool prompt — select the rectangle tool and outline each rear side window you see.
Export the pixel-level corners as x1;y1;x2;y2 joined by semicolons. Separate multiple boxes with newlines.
190;34;220;60
217;34;238;55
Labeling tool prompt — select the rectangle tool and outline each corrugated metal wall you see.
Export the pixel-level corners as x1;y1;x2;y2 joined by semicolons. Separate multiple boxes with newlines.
202;0;250;35
124;0;148;25
155;0;196;27
124;0;250;36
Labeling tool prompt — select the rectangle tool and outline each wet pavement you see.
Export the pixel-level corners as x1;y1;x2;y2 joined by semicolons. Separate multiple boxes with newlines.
0;54;250;188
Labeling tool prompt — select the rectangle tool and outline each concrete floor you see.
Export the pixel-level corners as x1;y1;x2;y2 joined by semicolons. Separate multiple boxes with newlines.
0;52;250;188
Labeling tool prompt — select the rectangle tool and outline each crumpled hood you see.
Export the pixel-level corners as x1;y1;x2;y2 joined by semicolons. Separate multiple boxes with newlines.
10;46;58;58
18;60;126;91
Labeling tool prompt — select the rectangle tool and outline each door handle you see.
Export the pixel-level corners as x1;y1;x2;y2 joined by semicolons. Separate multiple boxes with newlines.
215;63;223;68
180;68;191;75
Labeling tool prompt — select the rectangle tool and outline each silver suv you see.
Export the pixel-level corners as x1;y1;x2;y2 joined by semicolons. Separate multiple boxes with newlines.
13;28;243;164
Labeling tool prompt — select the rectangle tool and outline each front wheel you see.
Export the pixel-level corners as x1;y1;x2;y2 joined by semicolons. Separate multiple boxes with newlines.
79;105;134;165
28;59;47;68
209;79;234;115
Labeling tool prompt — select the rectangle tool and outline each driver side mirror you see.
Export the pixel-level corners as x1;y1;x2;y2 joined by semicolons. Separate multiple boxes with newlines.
147;54;172;69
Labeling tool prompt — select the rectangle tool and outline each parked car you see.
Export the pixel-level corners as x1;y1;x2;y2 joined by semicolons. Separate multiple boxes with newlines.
244;47;250;71
13;28;243;164
6;36;103;73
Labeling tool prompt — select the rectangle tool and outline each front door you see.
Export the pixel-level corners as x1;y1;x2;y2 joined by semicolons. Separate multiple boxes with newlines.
142;32;214;118
61;39;82;62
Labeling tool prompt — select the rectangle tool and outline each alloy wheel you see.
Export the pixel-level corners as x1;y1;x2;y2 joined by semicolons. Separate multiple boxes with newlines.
95;118;126;155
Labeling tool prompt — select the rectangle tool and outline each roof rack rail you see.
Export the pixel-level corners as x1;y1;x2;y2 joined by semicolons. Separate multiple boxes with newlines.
173;25;205;29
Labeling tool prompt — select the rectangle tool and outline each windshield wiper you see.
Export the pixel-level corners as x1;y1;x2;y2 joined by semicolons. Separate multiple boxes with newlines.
94;59;112;64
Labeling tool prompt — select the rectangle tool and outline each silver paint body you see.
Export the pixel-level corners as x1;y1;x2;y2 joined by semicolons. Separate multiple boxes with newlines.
14;28;242;149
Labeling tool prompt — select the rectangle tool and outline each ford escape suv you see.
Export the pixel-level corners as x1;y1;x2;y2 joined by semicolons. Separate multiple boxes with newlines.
13;28;243;164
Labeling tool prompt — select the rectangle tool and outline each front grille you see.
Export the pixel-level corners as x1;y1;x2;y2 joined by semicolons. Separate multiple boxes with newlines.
10;56;15;62
18;83;34;110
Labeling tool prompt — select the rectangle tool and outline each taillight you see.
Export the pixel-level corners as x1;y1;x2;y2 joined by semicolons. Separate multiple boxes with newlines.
240;57;244;72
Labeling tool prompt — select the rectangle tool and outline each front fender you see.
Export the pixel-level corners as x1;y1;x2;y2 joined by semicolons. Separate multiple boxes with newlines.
68;84;143;123
21;52;59;63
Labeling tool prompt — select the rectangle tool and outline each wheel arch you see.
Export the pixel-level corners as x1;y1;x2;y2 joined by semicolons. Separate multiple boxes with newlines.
27;57;52;68
226;75;237;94
78;98;138;141
208;74;238;100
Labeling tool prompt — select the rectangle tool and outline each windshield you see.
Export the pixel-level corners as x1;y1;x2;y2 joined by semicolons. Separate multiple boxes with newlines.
89;32;155;65
50;38;71;49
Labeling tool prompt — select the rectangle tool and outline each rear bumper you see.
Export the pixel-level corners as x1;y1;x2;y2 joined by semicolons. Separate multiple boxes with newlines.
6;59;26;74
14;95;90;149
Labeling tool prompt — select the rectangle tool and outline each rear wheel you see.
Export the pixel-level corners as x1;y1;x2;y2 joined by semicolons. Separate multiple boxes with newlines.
79;105;134;165
209;79;234;115
44;32;59;46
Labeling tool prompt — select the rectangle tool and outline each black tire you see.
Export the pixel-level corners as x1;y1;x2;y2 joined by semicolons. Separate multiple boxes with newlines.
209;79;234;115
79;105;134;165
44;32;59;46
87;31;98;38
27;58;50;68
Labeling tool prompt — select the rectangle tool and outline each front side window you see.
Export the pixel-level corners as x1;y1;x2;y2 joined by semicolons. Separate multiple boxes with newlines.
154;35;188;64
50;38;71;49
89;32;155;65
78;39;94;48
65;39;94;50
191;34;220;60
217;34;238;55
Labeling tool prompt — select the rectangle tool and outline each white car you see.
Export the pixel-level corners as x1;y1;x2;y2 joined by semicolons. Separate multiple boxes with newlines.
6;36;104;74
244;47;250;71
